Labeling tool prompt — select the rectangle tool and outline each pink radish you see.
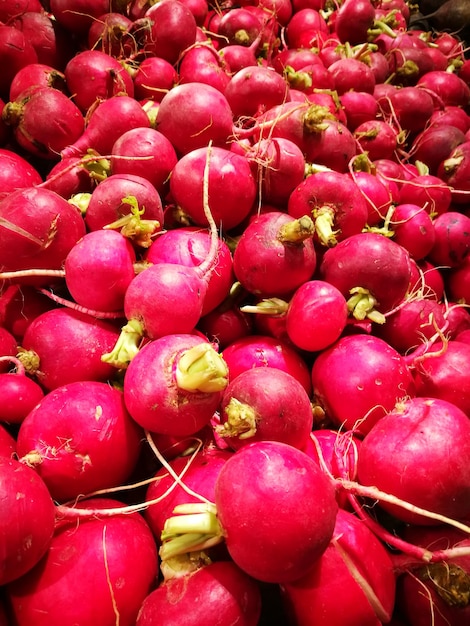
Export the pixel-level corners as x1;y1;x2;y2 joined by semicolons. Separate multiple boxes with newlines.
216;366;314;450
123;333;228;435
49;0;114;35
417;69;470;108
224;65;290;119
334;0;376;45
446;256;470;304
340;91;379;131
408;258;445;302
0;355;44;425
327;57;376;94
354;119;399;161
387;85;436;133
428;211;470;268
409;124;466;174
17;381;143;502
351;169;399;226
0;423;16;457
0;456;55;585
389;202;436;261
41;155;97;199
398;174;452;217
87;11;136;58
198;300;253;350
311;333;416;435
0;148;42;197
217;6;263;47
175;43;231;94
285;8;328;48
133;56;178;102
437;141;470;204
6;497;158;626
0;285;53;342
356;396;470;524
428;105;470;133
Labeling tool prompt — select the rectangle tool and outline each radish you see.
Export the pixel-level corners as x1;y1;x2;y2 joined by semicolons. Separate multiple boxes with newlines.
87;12;136;59
216;366;314;450
0;456;55;585
133;56;178;102
287;170;369;247
41;154;98;199
408;258;445;302
136;560;262;626
340;91;379;131
398;174;452;217
198;299;253;350
428;211;470;268
417;69;470;108
219;41;259;72
428;105;470;133
217;7;263;47
0;24;38;98
409;124;466;174
61;95;150;159
319;232;412;323
334;0;376;45
233;211;317;297
160;440;338;584
0;327;17;372
0;355;44;425
123;333;228;435
6;497;159;626
49;0;114;35
388;202;436;260
0;285;53;342
356;396;470;524
176;43;231;94
110;126;178;196
281;509;396;626
2;86;85;160
18;307;121;391
354;119;399;161
311;333;416;435
285;8;328;48
155;82;234;155
0;0;42;20
327;57;376;95
16;381;143;502
0;147;42;196
221;334;312;396
387;85;436;133
8;63;66;102
446;255;470;303
437;141;470;204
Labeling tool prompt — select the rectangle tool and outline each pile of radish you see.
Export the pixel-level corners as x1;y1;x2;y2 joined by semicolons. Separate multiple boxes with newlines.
2;0;470;624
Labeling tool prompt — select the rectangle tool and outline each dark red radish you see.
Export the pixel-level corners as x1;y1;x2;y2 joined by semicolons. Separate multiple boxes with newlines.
281;509;396;626
428;105;470;133
409;124;466;174
0;326;17;372
377;297;446;355
18;307;121;391
388;202;436;260
8;63;66;103
398;174;452;217
334;0;376;45
217;7;263;47
327;57;376;95
144;226;233;316
137;559;261;626
0;355;44;425
87;12;136;59
0;187;86;281
417;69;470;108
144;445;232;539
284;280;348;353
155;82;234;156
110;126;178;195
356;396;470;524
49;0;113;35
354;119;399;161
2;86;84;160
320;232;412;323
0;457;55;585
198;300;253;350
446;256;470;303
0;147;42;197
311;334;416;435
61;95;150;159
17;381;143;502
221;334;312;396
438;141;470;204
64;49;134;113
445;303;470;339
0;24;38;98
0;285;53;341
340;91;379;131
428;211;470;268
216;367;314;450
6;497;158;626
123;333;228;435
287;170;369;247
271;47;324;75
133;56;178;102
387;86;435;133
178;43;231;94
233;211;317;297
0;0;42;20
0;422;16;457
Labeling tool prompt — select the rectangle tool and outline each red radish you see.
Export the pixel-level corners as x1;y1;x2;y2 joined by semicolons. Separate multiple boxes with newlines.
340;91;379;131
219;41;259;72
387;86;435;133
0;355;44;425
49;0;113;35
221;334;312;396
327;57;376;95
428;105;470;133
87;12;136;58
388;202;436;260
133;56;178;102
446;256;470;303
217;7;263;47
356;396;470;524
271;47;324;74
198;301;253;349
287;170;369;247
417;69;470;108
0;147;42;196
0;24;38;98
0;422;16;457
311;334;416;435
334;0;376;45
136;560;261;626
438;141;470;204
0;0;42;20
155;82;234;155
306;429;361;491
319;232;412;323
18;307;121;391
0;327;17;372
8;63;66;102
61;95;150;159
409;124;466;174
17;381;143;502
178;0;208;26
0;456;55;585
445;303;470;339
354;119;399;161
408;258;445;302
178;43;231;94
398;174;452;217
285;8;328;48
216;366;314;450
144;226;234;316
123;333;228;435
2;86;85;160
170;146;256;231
224;65;290;119
41;155;98;199
0;187;86;281
282;62;335;94
0;285;53;341
64;49;134;112
281;509;396;626
6;498;158;626
428;211;470;268
110;126;178;195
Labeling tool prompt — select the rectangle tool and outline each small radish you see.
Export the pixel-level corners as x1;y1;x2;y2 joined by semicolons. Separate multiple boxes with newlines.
0;355;44;425
428;211;470;268
388;202;436;261
133;56;178;102
87;11;136;58
8;62;66;102
354;119;399;161
177;43;231;94
0;147;42;197
398;174;452;217
0;24;38;99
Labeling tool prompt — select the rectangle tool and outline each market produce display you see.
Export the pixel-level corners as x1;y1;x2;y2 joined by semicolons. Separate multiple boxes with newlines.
1;0;470;624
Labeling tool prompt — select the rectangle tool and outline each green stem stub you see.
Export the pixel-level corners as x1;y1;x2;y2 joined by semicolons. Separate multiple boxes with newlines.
313;206;339;247
240;297;289;317
216;397;258;440
104;195;161;248
277;215;315;244
175;343;229;393
101;319;144;368
347;287;386;324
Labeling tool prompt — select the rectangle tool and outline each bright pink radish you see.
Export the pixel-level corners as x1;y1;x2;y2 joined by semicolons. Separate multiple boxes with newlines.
18;307;121;391
3;86;84;160
285;8;328;48
6;497;158;626
198;300;253;349
357;396;470;524
233;211;316;297
352;169;399;227
0;24;38;98
288;170;369;246
428;105;470;133
177;43;231;93
0;355;44;424
446;256;470;304
136;560;261;626
0;457;55;585
123;333;228;435
389;202;436;260
133;56;178;102
398;174;452;217
0;285;53;342
311;334;416;435
408;258;445;301
0;423;15;457
219;41;259;72
17;381;143;502
41;155;97;199
340;91;379;131
49;0;113;35
221;334;312;395
169;146;256;231
409;124;466;174
61;95;150;159
354;119;399;161
320;232;412;323
281;509;396;626
8;63;66;102
445;304;470;339
217;6;262;46
155;82;234;155
224;65;289;119
144;226;233;316
216;367;313;450
87;11;136;58
110;126;178;195
428;211;470;268
0;148;42;198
